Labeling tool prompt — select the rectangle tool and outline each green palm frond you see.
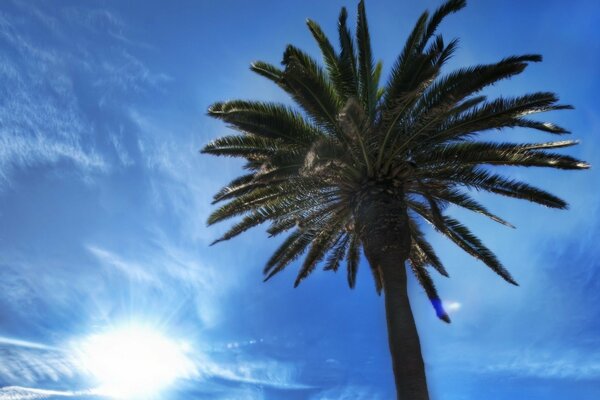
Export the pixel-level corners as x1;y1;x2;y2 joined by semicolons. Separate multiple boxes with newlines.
212;174;255;204
437;167;569;209
263;229;316;280
337;7;358;98
346;234;361;289
295;215;348;287
410;200;518;285
357;0;377;120
383;11;430;109
266;201;343;237
415;141;588;170
207;180;330;225
306;19;341;87
202;135;290;158
414;55;542;117
282;45;342;133
409;219;449;277
419;92;571;148
416;187;514;228
323;233;350;272
250;60;284;82
421;0;466;48
408;252;450;323
207;100;321;144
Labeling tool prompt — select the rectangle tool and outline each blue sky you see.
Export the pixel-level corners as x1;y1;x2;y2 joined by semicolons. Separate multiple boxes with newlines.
0;0;599;399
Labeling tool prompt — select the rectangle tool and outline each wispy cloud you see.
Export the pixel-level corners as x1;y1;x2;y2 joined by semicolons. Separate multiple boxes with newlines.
0;337;57;351
199;357;310;390
94;50;172;96
311;385;384;400
207;387;265;400
0;2;171;188
0;337;73;387
108;128;134;167
86;246;157;284
61;7;153;50
481;349;600;380
0;342;77;384
0;10;106;187
0;133;107;185
0;386;86;400
85;238;225;327
130;109;217;242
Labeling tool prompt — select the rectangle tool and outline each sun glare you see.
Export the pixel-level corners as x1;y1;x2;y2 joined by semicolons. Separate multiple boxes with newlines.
79;325;195;398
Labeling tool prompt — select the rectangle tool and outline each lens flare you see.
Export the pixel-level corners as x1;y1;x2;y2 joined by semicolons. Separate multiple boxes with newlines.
79;325;195;398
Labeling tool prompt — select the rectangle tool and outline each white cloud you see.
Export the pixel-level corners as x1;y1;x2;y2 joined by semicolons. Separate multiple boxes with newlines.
95;50;172;95
0;343;78;384
0;11;107;187
108;128;134;167
482;349;600;380
199;358;310;390
0;387;85;400
444;301;461;313
130;109;218;243
0;337;56;351
86;245;158;285
311;385;384;400
212;387;265;400
85;238;228;328
0;3;173;188
0;133;107;185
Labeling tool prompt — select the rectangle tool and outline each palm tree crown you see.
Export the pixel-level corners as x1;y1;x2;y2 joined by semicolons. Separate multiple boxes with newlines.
202;0;588;322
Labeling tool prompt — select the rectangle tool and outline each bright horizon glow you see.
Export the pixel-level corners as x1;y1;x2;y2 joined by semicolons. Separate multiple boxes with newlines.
79;325;195;399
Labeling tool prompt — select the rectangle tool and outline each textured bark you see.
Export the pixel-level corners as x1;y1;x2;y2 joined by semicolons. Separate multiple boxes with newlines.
355;186;430;400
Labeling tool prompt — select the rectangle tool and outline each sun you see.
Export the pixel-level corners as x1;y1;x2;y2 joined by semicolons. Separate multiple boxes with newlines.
79;325;195;398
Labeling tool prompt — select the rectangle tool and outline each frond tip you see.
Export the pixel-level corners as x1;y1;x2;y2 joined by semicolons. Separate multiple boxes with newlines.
431;298;451;323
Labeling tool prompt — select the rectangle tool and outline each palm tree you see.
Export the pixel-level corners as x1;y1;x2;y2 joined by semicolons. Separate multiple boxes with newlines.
202;0;588;398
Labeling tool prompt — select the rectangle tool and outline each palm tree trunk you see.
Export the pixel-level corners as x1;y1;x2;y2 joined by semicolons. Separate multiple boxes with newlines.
356;187;430;400
379;255;429;400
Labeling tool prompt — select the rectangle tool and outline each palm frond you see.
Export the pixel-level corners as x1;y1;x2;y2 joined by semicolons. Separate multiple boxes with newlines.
383;11;429;108
201;135;290;158
409;219;449;277
408;252;450;323
416;141;589;170
324;233;350;271
266;201;339;237
421;92;571;147
357;0;376;120
207;181;331;225
415;187;514;228
295;216;348;287
420;0;466;51
410;200;518;285
337;7;358;98
282;45;343;134
263;229;315;280
250;61;284;82
207;100;321;144
347;233;361;289
435;167;569;209
212;174;255;204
